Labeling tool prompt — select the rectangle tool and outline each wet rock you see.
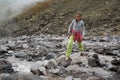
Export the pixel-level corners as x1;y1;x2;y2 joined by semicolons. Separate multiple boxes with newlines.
74;60;83;66
0;49;8;55
7;46;15;50
48;69;60;74
66;65;80;71
0;60;14;74
14;51;28;58
88;58;100;67
56;55;72;68
88;54;102;67
86;77;104;80
44;53;55;60
104;48;117;56
45;60;57;69
94;48;117;56
94;48;104;54
30;66;47;75
99;37;109;42
92;54;99;59
56;44;62;49
49;67;67;76
109;67;119;72
111;59;120;65
58;67;67;75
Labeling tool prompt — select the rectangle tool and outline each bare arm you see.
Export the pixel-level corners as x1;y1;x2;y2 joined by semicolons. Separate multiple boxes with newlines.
68;19;74;34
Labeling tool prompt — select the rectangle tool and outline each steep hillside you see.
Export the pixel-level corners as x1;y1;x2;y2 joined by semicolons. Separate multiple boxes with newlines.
0;0;120;37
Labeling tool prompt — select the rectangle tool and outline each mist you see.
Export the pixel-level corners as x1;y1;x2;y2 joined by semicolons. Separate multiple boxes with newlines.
0;0;45;20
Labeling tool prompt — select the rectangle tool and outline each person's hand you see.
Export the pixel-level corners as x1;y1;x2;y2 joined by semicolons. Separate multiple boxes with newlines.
68;33;72;38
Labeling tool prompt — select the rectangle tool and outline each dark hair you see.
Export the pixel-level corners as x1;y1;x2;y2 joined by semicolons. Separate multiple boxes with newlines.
76;12;82;16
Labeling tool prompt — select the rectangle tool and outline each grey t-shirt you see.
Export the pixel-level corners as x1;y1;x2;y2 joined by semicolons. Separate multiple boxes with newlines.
68;19;85;37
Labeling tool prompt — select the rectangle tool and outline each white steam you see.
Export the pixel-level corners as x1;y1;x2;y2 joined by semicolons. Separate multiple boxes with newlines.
0;0;45;20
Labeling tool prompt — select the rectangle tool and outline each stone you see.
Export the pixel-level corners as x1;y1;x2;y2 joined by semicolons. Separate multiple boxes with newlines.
14;51;28;58
104;48;117;56
49;67;67;76
30;63;47;75
92;54;99;59
44;53;55;60
66;65;81;73
109;67;119;72
111;59;120;65
30;67;47;76
58;58;71;67
0;49;8;55
48;69;60;74
45;60;57;69
56;56;72;68
88;57;101;67
94;48;104;54
0;59;14;74
38;67;47;75
94;48;117;56
86;77;104;80
58;67;67;75
99;37;109;42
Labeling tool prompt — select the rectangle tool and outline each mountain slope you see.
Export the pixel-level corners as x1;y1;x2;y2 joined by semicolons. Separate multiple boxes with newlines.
0;0;120;37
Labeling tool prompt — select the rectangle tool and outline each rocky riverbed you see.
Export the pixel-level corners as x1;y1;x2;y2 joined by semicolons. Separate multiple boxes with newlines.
0;34;120;80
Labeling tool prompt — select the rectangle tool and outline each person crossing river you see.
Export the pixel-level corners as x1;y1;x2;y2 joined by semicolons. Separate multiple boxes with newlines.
66;12;85;60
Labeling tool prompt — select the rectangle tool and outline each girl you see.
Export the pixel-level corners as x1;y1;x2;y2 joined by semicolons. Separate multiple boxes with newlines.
66;12;85;60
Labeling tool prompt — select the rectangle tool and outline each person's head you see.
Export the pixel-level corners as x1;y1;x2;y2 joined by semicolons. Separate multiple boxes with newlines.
75;12;82;21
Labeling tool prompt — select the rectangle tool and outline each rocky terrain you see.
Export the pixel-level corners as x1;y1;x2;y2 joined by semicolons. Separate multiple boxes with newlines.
0;34;120;80
0;0;120;37
0;0;120;80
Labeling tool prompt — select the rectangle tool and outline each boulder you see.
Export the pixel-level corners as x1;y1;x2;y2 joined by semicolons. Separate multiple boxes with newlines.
30;67;47;76
88;55;102;67
14;51;28;58
45;60;57;69
92;54;99;59
109;67;119;72
56;55;72;68
0;60;14;74
111;59;120;65
0;49;8;55
48;67;67;76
